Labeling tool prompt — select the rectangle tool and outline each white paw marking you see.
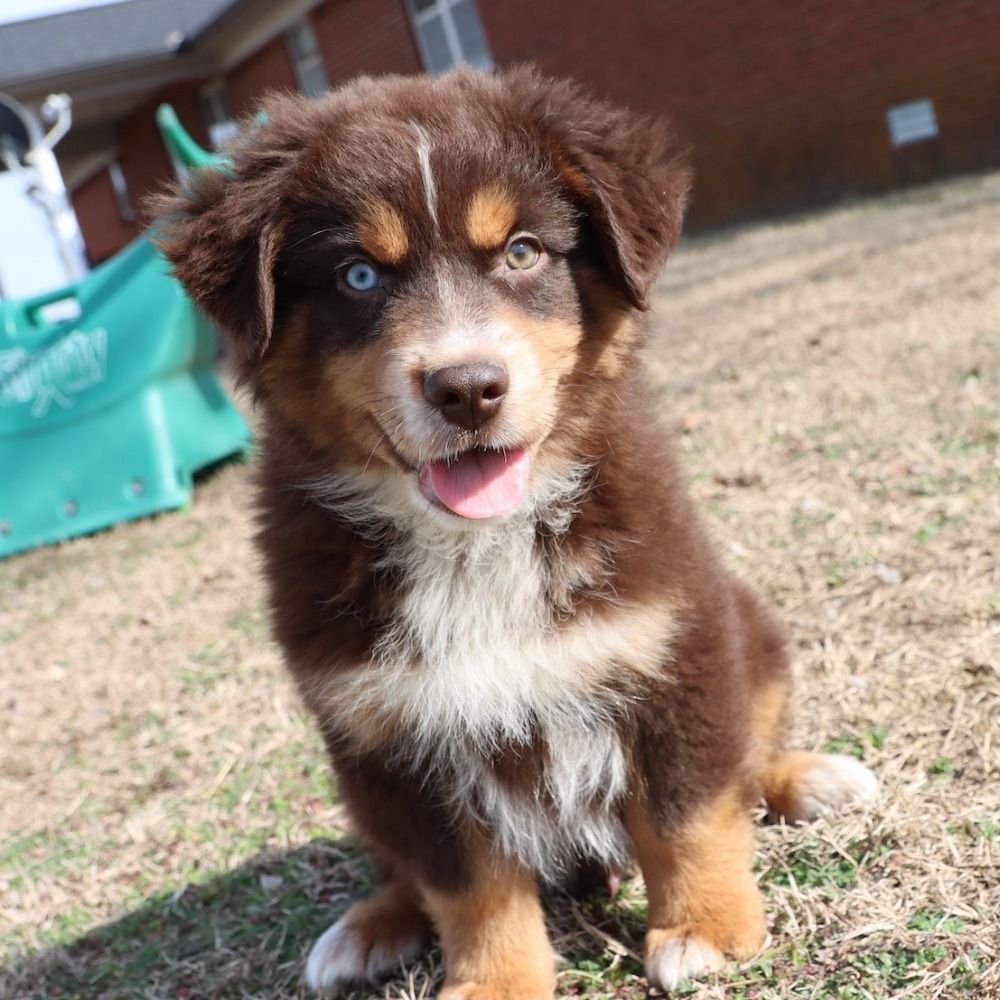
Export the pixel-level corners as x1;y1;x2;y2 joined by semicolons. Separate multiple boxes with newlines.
799;754;879;820
646;933;726;990
305;914;423;995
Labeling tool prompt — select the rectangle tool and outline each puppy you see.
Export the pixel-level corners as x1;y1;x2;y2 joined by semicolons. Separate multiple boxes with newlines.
156;67;877;998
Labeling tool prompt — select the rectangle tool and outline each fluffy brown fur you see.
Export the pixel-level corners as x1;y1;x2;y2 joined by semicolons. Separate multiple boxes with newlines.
154;67;877;997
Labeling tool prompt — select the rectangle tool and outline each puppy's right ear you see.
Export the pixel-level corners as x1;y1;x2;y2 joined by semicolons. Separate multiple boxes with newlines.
152;121;300;367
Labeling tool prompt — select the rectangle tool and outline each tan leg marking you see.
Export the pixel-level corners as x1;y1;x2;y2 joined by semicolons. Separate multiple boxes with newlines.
751;675;791;803
305;880;430;993
627;786;767;991
420;853;555;1000
357;198;409;264
466;186;518;250
751;676;791;754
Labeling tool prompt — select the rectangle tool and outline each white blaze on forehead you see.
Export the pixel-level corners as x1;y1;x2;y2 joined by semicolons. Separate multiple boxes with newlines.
409;121;438;229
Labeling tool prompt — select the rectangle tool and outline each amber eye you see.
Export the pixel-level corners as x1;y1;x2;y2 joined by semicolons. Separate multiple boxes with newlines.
505;237;540;270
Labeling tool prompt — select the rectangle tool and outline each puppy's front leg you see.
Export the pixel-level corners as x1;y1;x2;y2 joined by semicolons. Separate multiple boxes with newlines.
627;785;767;991
421;854;556;1000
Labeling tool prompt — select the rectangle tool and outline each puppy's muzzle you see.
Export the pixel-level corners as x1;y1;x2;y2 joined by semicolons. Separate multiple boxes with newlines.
423;362;509;431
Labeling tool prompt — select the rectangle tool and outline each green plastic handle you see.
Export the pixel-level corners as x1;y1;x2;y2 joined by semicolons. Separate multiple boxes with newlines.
21;284;81;321
155;104;231;174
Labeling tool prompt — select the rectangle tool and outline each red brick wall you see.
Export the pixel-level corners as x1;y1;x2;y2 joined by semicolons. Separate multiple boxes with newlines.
72;80;207;261
117;81;207;218
311;0;422;84
227;35;297;115
479;0;1000;226
71;168;140;265
70;0;1000;260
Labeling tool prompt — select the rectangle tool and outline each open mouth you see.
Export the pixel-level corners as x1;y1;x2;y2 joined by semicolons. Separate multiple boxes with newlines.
417;446;531;520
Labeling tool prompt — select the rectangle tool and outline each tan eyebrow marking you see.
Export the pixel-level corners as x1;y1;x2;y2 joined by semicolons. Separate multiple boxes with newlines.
357;199;409;264
466;185;518;250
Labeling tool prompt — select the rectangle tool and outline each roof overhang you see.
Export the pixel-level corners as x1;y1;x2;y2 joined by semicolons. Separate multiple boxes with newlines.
4;0;322;182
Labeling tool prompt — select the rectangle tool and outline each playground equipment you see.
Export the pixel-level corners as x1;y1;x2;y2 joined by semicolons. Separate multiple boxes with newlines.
0;103;250;558
156;104;222;173
0;92;89;299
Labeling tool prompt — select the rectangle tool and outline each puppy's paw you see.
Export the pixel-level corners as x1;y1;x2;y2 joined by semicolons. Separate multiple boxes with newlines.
796;753;879;821
645;909;766;992
305;895;428;995
645;927;727;990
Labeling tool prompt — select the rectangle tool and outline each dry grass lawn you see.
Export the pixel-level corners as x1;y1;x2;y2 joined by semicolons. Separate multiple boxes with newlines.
2;170;998;999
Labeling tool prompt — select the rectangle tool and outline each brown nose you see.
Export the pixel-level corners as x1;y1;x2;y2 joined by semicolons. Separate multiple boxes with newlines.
424;362;510;430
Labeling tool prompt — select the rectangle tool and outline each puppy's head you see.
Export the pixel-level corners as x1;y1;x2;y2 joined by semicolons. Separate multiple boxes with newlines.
155;68;689;525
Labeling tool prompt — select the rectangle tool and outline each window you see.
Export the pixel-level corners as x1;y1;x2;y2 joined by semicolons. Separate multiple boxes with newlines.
406;0;493;75
198;82;238;150
886;99;939;148
286;19;328;97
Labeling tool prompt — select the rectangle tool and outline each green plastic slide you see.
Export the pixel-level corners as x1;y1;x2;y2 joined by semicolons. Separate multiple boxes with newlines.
155;104;228;172
0;110;250;558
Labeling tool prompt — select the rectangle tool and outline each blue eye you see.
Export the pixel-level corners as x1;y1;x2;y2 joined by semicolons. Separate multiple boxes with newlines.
343;260;381;292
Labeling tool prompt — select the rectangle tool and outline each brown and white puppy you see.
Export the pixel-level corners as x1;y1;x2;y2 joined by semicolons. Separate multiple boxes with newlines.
155;68;877;998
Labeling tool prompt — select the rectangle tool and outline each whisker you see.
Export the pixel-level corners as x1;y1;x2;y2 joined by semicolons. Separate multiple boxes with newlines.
285;227;339;252
362;431;386;475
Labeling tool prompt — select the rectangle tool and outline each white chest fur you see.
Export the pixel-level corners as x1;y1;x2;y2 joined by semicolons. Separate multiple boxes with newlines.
309;475;675;878
379;521;633;876
321;519;618;877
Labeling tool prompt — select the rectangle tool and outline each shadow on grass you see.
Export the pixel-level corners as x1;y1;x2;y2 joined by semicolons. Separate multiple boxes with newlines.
1;836;385;1000
2;834;651;1000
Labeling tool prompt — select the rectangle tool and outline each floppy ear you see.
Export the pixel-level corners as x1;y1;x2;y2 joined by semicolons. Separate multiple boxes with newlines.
151;116;301;367
524;72;691;309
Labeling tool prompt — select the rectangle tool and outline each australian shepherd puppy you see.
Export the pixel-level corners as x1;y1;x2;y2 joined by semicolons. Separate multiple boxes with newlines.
156;68;877;998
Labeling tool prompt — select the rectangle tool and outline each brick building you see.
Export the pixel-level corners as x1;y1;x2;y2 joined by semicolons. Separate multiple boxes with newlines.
2;0;999;264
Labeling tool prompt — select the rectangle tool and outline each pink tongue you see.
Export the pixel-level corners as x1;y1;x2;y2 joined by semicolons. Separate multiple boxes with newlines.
422;448;530;519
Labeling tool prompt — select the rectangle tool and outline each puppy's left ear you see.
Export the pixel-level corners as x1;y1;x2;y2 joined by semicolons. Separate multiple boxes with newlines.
524;72;692;309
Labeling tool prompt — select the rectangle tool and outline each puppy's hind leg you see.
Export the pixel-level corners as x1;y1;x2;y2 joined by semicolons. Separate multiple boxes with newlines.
763;749;878;824
749;670;878;825
306;879;431;995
